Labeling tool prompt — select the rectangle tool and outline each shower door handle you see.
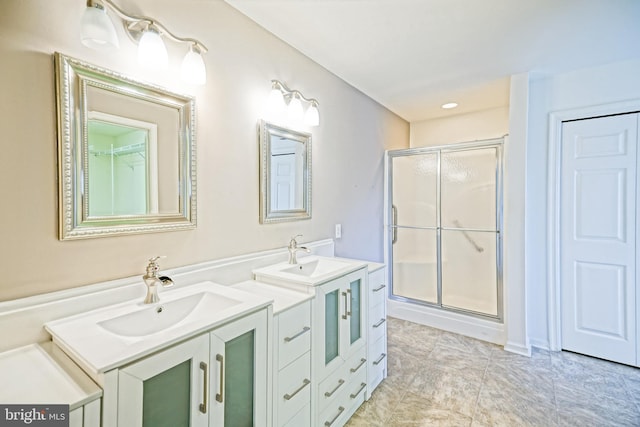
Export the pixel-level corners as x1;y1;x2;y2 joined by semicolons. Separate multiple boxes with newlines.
392;204;398;244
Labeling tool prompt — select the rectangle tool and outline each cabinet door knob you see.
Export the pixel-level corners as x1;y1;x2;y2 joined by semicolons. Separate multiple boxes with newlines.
199;362;208;414
215;354;224;403
341;292;348;320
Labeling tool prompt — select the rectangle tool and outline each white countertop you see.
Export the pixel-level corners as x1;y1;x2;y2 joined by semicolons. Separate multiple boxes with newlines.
45;281;272;376
0;342;102;410
231;280;313;314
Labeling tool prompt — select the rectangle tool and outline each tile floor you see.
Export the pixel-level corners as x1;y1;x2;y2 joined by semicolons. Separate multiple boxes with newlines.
346;317;640;426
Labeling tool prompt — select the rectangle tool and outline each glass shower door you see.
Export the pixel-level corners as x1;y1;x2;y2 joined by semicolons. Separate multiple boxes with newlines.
390;152;439;304
440;147;500;316
387;140;502;320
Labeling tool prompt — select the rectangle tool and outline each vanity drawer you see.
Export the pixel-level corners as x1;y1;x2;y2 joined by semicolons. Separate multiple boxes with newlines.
369;302;386;343
278;301;311;370
318;390;350;427
317;362;349;414
368;268;387;307
345;345;368;381
345;367;367;416
283;403;310;427
277;352;311;426
368;335;387;394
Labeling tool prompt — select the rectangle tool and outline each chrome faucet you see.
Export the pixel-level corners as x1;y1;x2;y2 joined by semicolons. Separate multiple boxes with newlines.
142;256;174;304
288;235;310;264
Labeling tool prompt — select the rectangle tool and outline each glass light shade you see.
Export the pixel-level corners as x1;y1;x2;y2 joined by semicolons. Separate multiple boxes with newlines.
80;5;119;50
287;95;304;123
267;87;286;116
304;103;320;126
138;29;168;70
180;48;206;85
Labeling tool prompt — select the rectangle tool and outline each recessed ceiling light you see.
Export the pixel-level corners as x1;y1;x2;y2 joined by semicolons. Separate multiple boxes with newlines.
441;102;458;109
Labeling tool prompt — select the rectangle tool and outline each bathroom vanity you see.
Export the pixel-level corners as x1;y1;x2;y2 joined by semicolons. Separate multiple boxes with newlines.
0;241;386;427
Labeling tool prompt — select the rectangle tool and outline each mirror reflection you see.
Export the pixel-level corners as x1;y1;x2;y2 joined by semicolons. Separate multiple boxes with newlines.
55;52;197;240
87;112;157;217
259;120;312;223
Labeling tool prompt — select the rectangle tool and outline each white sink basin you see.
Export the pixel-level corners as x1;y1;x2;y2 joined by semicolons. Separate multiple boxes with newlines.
253;255;367;286
45;282;272;375
97;292;242;338
281;257;351;278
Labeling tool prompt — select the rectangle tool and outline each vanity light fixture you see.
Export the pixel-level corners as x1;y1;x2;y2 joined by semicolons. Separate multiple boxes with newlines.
268;80;320;127
80;0;208;85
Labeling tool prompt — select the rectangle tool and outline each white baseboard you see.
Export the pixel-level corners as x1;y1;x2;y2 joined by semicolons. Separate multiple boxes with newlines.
504;341;532;357
528;337;551;352
387;299;506;345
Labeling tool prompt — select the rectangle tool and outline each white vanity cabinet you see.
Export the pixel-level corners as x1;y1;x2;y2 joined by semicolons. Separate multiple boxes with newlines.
314;267;368;427
366;264;387;397
106;309;269;427
274;300;312;427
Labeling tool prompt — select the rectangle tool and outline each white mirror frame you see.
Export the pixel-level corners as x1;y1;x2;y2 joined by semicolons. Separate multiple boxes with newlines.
55;52;197;240
259;120;312;223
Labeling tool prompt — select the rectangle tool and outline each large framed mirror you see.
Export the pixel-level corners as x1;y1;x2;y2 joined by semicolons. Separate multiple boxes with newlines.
55;53;197;240
259;120;312;223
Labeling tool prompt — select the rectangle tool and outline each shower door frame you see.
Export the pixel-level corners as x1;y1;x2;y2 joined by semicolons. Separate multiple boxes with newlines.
385;139;504;322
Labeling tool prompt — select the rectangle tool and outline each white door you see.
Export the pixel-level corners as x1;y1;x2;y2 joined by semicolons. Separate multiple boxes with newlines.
560;113;639;365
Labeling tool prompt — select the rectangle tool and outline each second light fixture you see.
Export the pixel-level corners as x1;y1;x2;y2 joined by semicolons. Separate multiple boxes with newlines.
268;80;320;127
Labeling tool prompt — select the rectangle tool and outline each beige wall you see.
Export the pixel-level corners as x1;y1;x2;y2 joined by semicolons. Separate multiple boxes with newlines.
0;0;408;301
410;106;509;147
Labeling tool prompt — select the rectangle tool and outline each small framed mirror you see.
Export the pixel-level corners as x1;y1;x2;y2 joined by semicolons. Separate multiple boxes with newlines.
55;53;197;240
259;120;312;223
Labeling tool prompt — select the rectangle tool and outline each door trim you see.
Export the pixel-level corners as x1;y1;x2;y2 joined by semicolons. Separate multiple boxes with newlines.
547;99;640;351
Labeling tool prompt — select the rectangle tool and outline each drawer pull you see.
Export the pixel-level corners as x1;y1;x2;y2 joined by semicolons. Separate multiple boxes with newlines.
373;318;386;328
284;326;311;342
349;382;367;399
324;379;345;397
284;378;310;401
350;357;366;373
324;406;345;427
372;284;386;292
373;353;387;366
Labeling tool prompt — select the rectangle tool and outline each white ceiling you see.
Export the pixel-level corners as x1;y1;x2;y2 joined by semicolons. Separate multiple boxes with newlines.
224;0;640;122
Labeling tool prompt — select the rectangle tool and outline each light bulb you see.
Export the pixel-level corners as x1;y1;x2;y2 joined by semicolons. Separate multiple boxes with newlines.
180;46;206;85
287;94;304;123
304;103;320;126
80;4;119;50
137;28;168;70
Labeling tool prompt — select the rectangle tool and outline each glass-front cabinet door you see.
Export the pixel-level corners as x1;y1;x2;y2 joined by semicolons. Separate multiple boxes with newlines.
117;335;209;427
316;268;367;378
210;309;269;427
344;269;366;360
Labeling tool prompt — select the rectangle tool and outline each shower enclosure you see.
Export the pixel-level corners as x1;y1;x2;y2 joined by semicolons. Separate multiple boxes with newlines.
385;139;503;320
